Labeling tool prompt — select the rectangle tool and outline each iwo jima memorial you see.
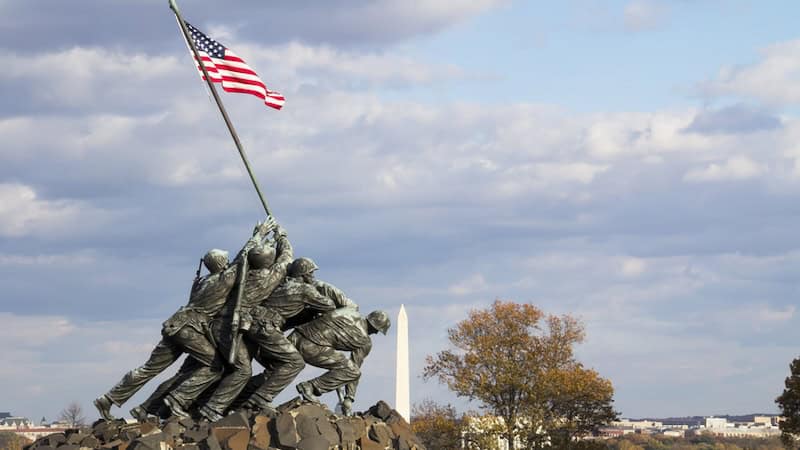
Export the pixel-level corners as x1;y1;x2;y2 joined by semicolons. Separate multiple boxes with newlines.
26;2;425;449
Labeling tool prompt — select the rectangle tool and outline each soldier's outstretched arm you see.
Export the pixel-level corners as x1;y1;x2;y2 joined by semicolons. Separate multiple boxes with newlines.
313;279;358;309
233;218;276;264
272;225;293;273
301;283;337;313
240;227;294;307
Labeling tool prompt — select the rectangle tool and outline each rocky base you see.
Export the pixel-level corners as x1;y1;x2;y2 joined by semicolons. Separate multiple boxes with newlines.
25;399;425;450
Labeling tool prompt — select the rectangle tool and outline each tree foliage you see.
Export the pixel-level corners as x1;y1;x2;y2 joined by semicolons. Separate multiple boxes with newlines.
58;401;86;428
410;400;463;450
776;356;800;449
423;300;617;450
545;364;618;448
606;433;785;450
0;432;30;450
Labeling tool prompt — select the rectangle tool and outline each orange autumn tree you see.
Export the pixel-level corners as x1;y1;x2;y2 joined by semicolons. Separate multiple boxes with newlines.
423;300;617;450
410;400;463;450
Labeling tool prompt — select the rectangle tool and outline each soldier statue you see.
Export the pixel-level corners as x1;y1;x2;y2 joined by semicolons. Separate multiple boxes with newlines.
163;223;295;421
290;307;390;416
232;257;357;415
93;219;275;421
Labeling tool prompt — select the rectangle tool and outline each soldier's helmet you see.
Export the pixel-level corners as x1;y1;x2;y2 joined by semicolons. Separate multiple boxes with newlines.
248;244;276;270
289;257;318;278
203;249;229;274
366;310;391;335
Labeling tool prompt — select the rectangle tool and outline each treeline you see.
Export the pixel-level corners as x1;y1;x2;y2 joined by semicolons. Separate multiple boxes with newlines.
0;431;31;450
602;433;784;450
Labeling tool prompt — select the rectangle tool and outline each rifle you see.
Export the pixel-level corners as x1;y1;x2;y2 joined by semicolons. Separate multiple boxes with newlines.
194;258;203;282
228;250;249;365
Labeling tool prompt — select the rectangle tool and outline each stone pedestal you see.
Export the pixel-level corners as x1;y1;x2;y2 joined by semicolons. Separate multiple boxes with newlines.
25;400;425;450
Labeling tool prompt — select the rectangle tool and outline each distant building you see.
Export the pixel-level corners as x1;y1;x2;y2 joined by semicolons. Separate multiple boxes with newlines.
662;429;685;437
754;416;773;426
612;419;663;430
0;417;33;428
699;416;781;439
598;427;632;438
0;412;68;442
704;427;781;438
704;417;728;429
461;415;527;450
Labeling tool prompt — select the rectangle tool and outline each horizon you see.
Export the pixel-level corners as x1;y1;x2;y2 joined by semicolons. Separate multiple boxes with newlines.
1;0;799;421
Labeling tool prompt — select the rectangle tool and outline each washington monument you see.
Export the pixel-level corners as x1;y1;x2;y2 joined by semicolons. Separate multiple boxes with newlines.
395;304;410;420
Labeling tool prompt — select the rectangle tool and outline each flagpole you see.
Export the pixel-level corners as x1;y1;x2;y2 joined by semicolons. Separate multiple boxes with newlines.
168;0;272;218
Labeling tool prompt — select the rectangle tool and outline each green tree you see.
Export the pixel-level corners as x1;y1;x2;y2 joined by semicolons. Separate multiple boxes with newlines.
776;356;800;449
423;300;617;450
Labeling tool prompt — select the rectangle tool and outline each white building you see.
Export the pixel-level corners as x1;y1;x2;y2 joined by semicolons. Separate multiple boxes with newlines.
0;413;69;443
699;416;782;439
662;429;685;437
0;417;33;428
704;417;728;429
612;419;663;430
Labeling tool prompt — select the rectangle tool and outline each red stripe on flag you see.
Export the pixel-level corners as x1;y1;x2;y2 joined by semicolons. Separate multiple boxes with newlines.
215;63;259;76
220;76;267;88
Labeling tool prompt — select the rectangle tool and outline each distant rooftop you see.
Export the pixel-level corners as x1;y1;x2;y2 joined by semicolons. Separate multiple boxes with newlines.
0;412;11;419
1;417;32;427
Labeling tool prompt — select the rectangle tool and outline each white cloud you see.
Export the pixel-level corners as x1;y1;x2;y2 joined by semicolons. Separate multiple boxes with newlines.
620;257;647;277
0;313;76;346
757;305;795;322
0;183;106;238
623;0;669;32
683;156;764;182
238;41;467;88
0;251;96;266
0;313;164;421
586;110;722;159
448;273;489;296
699;39;800;105
2;48;180;109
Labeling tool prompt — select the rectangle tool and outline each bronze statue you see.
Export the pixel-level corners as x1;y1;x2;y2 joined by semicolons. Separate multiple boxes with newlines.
93;220;275;421
290;307;390;416
166;224;295;421
234;257;357;415
93;216;391;423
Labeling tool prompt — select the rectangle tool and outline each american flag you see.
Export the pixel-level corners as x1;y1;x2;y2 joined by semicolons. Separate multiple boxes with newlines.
185;22;285;110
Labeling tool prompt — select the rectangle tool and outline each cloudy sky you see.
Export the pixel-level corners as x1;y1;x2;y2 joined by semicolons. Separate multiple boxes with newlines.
2;0;800;422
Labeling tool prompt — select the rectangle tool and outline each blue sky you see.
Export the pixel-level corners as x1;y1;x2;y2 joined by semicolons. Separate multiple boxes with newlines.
1;0;800;422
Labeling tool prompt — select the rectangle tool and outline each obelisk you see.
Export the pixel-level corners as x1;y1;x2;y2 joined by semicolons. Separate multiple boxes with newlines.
395;304;410;421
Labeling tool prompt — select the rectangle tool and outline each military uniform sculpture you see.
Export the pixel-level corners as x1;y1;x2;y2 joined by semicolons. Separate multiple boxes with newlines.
94;218;390;422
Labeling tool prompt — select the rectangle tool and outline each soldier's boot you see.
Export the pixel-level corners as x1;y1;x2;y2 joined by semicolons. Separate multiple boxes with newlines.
199;405;224;422
93;394;115;421
254;404;278;418
243;395;277;418
163;395;190;419
129;406;149;422
296;382;320;403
